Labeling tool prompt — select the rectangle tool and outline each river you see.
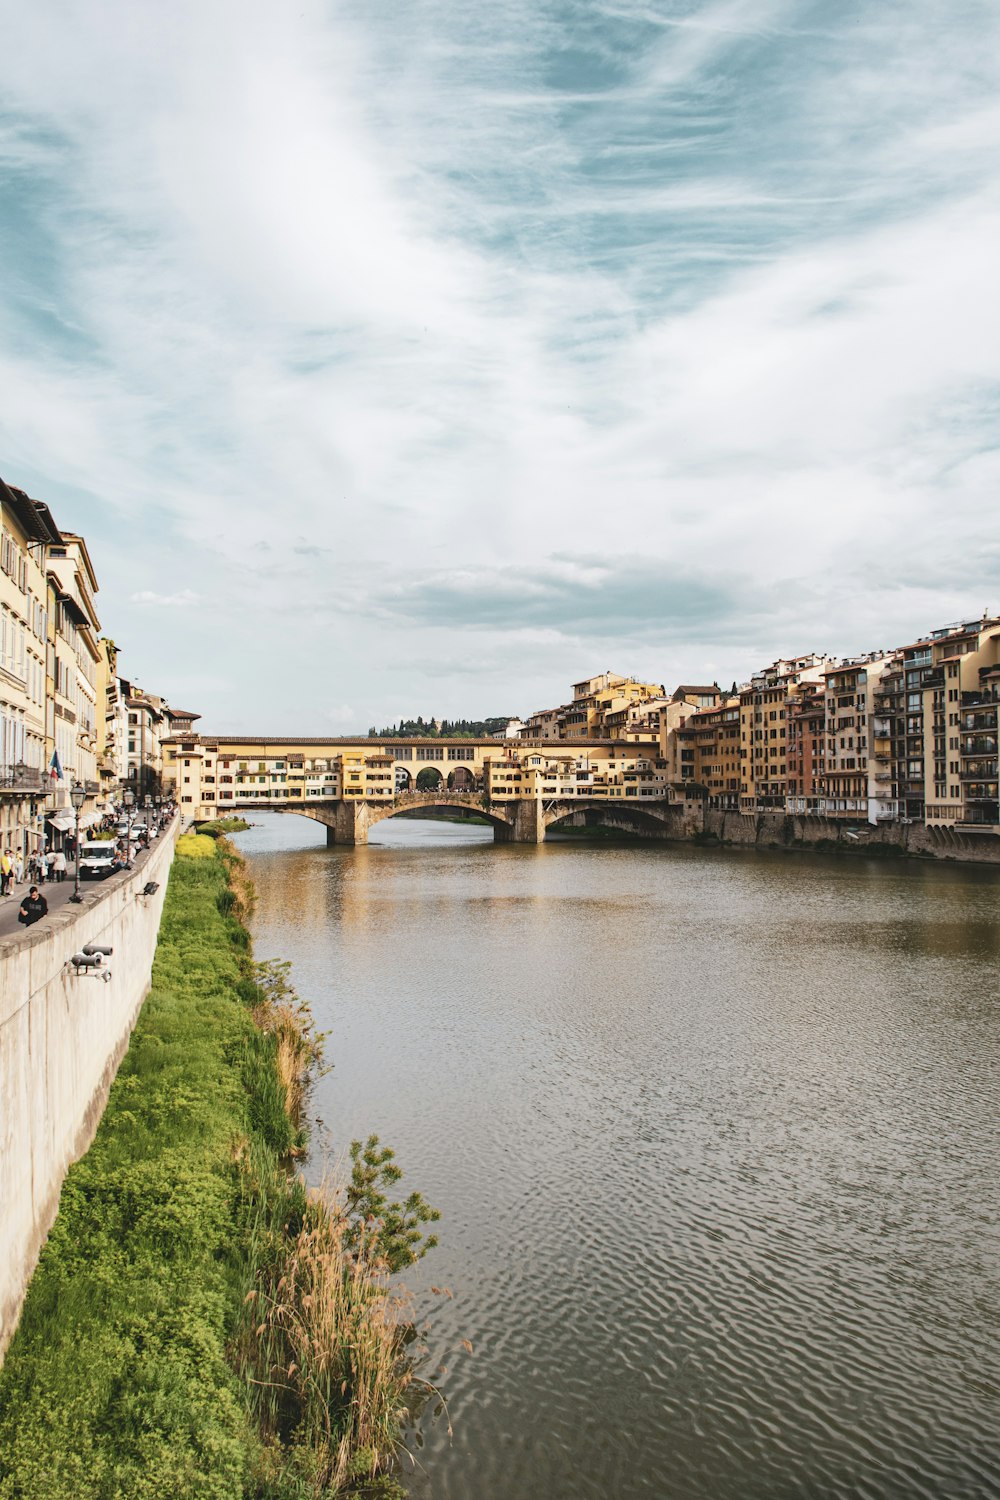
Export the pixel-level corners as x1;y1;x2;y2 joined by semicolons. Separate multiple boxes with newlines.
234;813;1000;1500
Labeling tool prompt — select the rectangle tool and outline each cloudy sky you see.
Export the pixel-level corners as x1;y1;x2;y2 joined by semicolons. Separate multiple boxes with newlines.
2;0;998;732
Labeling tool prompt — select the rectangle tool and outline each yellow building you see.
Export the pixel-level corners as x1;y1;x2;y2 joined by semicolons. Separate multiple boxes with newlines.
164;734;677;822
671;697;741;808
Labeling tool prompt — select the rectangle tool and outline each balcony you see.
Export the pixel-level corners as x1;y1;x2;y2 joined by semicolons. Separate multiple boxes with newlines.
960;763;998;780
961;712;999;733
955;811;999;829
961;737;998;756
0;765;48;793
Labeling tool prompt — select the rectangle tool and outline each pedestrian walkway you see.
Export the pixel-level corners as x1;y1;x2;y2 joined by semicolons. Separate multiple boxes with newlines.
0;843;157;941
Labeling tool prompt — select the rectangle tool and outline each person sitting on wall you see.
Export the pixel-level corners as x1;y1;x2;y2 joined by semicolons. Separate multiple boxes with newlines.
18;886;48;926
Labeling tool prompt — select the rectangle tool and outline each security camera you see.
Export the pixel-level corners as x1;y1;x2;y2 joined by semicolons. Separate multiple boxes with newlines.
82;943;113;957
71;953;103;968
142;881;159;896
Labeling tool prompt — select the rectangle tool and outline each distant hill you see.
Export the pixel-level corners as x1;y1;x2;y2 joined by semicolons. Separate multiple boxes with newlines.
368;716;515;739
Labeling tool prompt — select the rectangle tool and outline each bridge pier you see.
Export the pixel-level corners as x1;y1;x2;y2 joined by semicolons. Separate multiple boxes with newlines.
324;800;370;846
493;798;545;844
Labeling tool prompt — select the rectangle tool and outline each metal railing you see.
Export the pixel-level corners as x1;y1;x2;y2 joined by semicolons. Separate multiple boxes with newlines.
0;765;48;792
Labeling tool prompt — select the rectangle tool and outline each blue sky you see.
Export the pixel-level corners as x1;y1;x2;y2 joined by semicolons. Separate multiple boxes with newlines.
1;0;998;731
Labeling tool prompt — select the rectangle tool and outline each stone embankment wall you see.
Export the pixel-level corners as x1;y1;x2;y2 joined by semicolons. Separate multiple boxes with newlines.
703;809;1000;864
0;824;178;1357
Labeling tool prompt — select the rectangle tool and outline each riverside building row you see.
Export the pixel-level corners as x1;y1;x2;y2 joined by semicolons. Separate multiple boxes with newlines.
662;616;1000;832
0;475;198;859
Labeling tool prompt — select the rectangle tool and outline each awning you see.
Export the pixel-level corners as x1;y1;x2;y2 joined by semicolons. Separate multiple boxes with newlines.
80;810;103;829
47;812;75;832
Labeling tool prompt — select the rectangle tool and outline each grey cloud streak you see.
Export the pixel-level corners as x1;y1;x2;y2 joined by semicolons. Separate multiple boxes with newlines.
374;554;782;640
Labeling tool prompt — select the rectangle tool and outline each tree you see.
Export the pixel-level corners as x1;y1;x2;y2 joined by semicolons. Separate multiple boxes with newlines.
345;1135;440;1274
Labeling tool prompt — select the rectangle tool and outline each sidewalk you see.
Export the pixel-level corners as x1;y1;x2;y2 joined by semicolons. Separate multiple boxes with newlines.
0;843;157;941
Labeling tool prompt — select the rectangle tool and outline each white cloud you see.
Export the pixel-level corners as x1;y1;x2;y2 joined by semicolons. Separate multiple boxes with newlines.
0;0;998;728
130;589;200;607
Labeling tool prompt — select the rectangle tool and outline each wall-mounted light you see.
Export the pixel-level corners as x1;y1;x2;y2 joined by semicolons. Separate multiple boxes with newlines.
68;952;113;982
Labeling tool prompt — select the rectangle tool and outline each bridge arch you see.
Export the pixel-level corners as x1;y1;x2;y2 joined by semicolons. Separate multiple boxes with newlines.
542;800;683;838
262;791;516;844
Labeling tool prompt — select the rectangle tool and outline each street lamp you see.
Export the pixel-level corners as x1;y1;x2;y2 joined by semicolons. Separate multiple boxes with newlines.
123;788;135;866
69;783;87;903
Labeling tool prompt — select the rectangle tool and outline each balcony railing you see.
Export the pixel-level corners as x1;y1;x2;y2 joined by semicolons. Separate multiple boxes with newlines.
961;737;998;756
0;765;48;793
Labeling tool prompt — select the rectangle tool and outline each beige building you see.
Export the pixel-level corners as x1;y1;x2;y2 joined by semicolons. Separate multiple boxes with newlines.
523;673;667;743
121;682;199;799
820;654;895;824
739;656;831;813
95;639;125;799
46;533;102;807
659;684;723;773
0;482;59;857
905;617;1000;829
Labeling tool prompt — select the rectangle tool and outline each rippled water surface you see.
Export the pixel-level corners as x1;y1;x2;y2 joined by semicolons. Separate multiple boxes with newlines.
236;815;1000;1500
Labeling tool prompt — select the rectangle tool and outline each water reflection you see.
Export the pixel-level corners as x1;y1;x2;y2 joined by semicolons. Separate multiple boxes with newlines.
237;814;1000;1500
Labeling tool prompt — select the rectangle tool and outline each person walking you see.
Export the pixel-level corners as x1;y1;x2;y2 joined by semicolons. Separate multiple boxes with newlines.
0;850;12;896
14;850;24;885
51;848;67;883
36;848;49;885
18;885;48;926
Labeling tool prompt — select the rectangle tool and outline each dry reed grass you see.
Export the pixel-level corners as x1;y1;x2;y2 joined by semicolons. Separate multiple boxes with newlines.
241;1191;415;1494
250;959;325;1128
216;833;257;922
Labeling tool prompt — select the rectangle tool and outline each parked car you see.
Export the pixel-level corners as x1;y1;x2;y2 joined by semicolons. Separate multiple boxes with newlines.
79;841;117;880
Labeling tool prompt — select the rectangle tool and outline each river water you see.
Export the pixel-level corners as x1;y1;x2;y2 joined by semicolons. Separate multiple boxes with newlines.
235;814;1000;1500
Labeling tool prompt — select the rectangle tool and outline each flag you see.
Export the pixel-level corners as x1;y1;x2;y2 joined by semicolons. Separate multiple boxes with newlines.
48;750;64;783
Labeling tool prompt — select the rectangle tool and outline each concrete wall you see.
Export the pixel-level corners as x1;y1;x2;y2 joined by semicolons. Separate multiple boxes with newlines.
704;809;1000;863
0;822;178;1358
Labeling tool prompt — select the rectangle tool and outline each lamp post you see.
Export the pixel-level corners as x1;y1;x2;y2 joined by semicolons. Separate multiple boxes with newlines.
69;783;87;903
123;788;135;867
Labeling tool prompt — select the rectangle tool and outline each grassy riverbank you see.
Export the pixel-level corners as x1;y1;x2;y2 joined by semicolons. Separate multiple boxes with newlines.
0;833;435;1499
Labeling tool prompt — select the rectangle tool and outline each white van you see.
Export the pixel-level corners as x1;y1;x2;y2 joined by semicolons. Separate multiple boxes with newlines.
79;841;117;880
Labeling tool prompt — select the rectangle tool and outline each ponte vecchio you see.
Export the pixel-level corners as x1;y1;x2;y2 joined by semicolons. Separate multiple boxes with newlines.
162;735;701;844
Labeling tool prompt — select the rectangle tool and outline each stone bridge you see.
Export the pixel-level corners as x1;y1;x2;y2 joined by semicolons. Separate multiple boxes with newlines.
282;788;694;845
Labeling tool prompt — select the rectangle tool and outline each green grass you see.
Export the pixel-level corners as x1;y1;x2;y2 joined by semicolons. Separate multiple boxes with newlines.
197;818;253;837
0;850;278;1498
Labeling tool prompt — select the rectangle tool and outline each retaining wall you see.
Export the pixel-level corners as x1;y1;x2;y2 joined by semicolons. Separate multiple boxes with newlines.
704;809;1000;863
0;822;178;1357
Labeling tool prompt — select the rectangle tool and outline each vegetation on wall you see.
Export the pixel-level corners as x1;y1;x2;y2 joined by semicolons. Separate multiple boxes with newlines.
0;836;438;1498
